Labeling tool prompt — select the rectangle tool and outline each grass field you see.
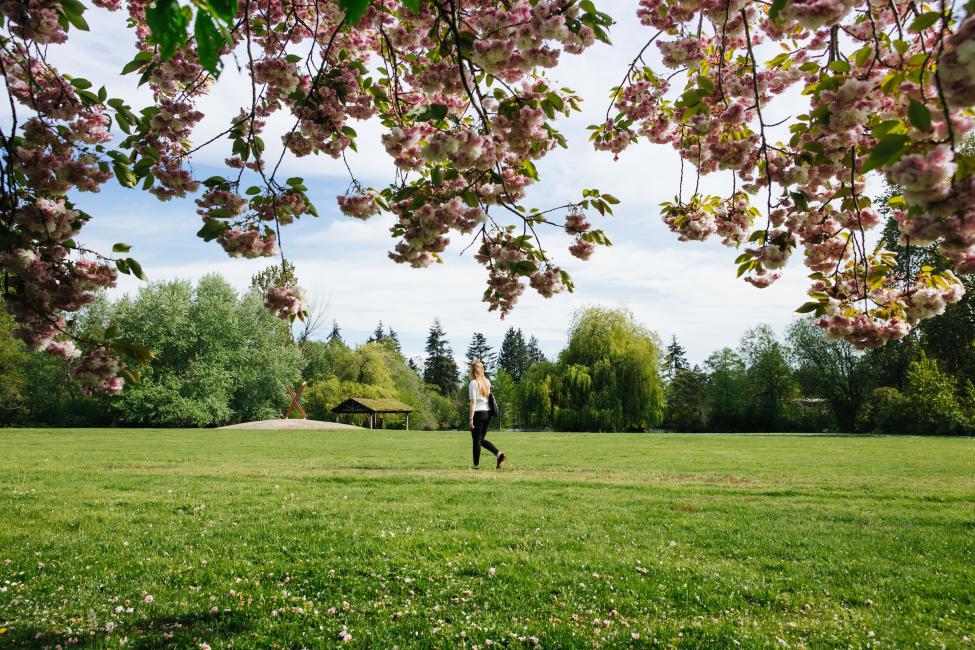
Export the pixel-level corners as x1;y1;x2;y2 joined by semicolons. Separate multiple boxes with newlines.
1;429;973;649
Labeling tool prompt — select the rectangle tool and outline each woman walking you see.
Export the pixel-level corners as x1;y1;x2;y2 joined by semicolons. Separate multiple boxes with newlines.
469;360;506;470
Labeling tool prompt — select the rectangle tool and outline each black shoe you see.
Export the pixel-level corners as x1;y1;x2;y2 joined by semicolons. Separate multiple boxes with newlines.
496;452;506;469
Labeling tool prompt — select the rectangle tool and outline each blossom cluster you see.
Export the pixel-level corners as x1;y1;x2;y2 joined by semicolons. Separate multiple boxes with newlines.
811;258;964;348
344;0;611;315
264;286;307;321
598;0;975;346
0;26;127;388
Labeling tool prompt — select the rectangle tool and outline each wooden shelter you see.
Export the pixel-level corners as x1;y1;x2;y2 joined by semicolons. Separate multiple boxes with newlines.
331;398;415;430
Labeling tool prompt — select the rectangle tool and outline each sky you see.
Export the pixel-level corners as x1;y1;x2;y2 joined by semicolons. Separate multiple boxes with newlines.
25;1;824;365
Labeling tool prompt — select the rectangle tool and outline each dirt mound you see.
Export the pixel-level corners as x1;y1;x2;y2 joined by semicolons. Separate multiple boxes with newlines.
220;419;363;430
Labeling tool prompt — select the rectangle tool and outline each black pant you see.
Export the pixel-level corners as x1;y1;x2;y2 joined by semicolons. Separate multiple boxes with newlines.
471;410;498;466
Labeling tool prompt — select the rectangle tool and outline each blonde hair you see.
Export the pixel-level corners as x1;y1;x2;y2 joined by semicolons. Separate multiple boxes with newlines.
471;360;490;397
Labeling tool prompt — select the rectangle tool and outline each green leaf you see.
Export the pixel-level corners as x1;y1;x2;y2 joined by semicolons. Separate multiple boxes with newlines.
429;103;448;120
541;99;556;120
112;243;132;253
679;89;702;107
115;111;131;134
908;11;941;32
854;46;873;67
58;0;90;30
206;0;238;23
338;0;370;25
400;0;420;11
907;98;932;132
77;89;100;104
768;0;786;21
112;161;137;188
121;51;154;75
872;119;906;139
194;11;225;76
696;75;715;95
861;134;909;173
828;59;851;74
145;0;190;61
795;302;821;314
126;258;147;281
197;220;228;241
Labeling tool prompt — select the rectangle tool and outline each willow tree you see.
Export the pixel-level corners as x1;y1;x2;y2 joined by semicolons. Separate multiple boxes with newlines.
553;306;664;431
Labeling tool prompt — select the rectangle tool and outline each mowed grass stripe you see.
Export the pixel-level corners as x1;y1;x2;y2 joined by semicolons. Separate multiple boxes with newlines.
0;430;973;648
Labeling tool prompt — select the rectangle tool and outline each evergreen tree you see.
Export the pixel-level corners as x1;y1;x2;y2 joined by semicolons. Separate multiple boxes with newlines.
407;357;421;375
423;319;460;396
465;332;496;375
327;320;343;343
498;327;528;381
525;335;547;367
369;321;386;343
386;327;402;353
662;335;689;381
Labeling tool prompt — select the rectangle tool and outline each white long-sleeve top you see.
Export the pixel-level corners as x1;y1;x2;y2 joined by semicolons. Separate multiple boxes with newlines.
469;379;491;412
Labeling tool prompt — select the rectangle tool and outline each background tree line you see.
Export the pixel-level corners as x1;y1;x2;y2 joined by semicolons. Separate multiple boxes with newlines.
4;227;975;434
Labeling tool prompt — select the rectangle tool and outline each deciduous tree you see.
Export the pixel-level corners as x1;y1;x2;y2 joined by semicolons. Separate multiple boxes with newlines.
786;318;868;432
553;307;664;431
739;325;798;431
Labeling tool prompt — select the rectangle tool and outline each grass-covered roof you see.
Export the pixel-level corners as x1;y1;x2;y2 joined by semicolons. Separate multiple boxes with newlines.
332;398;415;414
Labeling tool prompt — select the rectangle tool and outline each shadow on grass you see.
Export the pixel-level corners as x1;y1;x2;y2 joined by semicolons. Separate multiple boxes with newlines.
3;610;252;648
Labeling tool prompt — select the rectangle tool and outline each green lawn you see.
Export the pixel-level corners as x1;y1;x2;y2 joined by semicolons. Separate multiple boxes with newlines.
1;430;973;648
